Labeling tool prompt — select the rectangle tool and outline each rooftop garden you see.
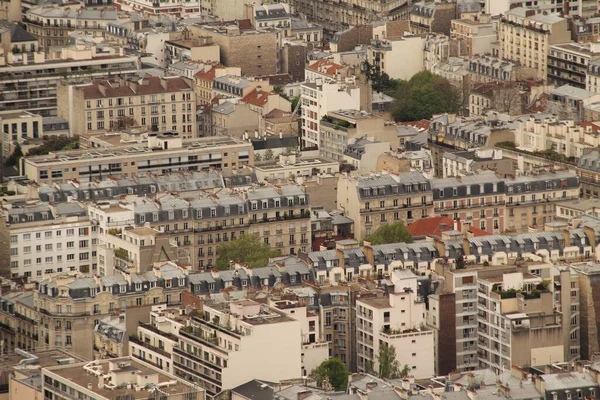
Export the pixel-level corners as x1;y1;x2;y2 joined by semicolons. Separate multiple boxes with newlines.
321;115;356;130
491;280;549;299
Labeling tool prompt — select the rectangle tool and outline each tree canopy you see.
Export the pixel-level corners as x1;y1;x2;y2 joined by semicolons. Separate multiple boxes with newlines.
376;344;410;379
389;71;462;122
215;234;280;270
4;145;23;167
310;358;349;391
366;221;413;245
28;136;79;156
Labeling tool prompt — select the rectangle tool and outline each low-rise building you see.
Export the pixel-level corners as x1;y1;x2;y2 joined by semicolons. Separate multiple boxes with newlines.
164;38;220;66
368;35;426;81
442;149;513;178
42;357;204;400
410;1;456;36
549;42;600;89
253;153;339;184
343;137;391;173
450;14;497;58
22;134;253;183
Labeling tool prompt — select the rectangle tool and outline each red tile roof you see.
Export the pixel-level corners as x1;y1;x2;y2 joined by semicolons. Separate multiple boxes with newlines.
241;89;272;107
468;226;492;237
194;64;224;80
407;216;457;237
399;119;431;131
81;76;191;99
306;59;343;77
407;216;492;237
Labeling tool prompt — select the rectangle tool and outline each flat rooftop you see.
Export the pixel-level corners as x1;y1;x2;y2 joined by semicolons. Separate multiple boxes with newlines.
255;156;338;170
0;349;87;376
44;358;196;399
25;137;249;165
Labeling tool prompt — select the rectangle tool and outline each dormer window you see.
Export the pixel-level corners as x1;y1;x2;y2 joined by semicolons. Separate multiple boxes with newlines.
209;283;215;291
165;280;172;288
251;202;257;210
197;209;202;218
183;210;188;219
239;205;245;214
168;211;174;220
211;208;216;217
274;200;280;208
135;283;141;291
262;201;268;209
178;278;184;287
241;279;248;287
120;285;127;293
153;212;159;221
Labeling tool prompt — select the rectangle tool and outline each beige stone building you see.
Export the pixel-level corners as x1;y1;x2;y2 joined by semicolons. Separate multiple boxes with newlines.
0;291;38;354
57;75;197;137
36;264;189;360
450;15;497;58
504;170;580;233
187;23;281;77
193;65;241;105
337;172;434;241
499;8;571;81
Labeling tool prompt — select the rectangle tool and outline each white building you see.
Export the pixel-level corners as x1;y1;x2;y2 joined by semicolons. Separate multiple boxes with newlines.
129;305;185;374
42;358;204;400
174;299;302;398
512;114;600;160
368;35;426;81
356;269;434;379
300;81;362;149
7;202;96;280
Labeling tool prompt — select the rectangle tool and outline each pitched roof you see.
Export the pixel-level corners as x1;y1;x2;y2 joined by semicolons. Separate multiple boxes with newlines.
80;76;191;99
194;64;224;80
241;89;272;107
306;59;344;77
407;216;457;237
0;20;37;43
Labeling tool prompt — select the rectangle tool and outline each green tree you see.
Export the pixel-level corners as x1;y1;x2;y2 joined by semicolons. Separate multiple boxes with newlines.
376;343;401;379
254;153;262;162
215;234;280;270
455;251;466;270
264;149;274;161
28;136;79;156
390;71;462;122
310;358;348;391
4;145;23;167
399;364;411;378
291;95;301;115
366;221;413;245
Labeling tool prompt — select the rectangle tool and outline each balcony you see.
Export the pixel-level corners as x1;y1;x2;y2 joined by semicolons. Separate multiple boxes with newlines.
129;335;170;357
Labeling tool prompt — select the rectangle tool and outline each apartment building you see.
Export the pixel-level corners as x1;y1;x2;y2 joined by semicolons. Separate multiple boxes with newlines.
90;183;310;271
0;291;38;354
287;0;409;33
57;75;196;137
505;170;580;232
129;305;185;374
428;267;477;374
450;15;497;58
94;314;126;359
6;202;95;279
253;153;339;183
579;149;600;198
36;264;188;359
0;39;139;117
477;270;571;372
114;0;201;16
300;82;362;149
164;38;220;66
187;23;281;77
338;172;434;241
586;58;600;94
512;114;600;160
194;65;241;105
21;134;253;184
432;171;505;234
319;110;397;161
549;42;600;89
410;1;456;36
467;56;535;84
42;358;203;400
24;6;122;50
499;8;570;81
356;269;434;378
368;35;427;81
174;299;302;397
442;149;513;178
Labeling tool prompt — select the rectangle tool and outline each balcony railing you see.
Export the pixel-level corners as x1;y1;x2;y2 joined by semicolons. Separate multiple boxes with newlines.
129;335;171;358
